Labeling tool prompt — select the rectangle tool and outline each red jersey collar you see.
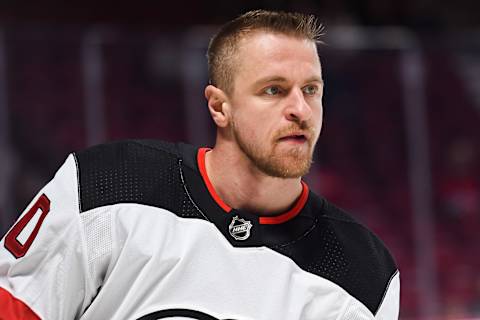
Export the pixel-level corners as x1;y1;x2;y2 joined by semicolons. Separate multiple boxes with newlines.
197;147;309;225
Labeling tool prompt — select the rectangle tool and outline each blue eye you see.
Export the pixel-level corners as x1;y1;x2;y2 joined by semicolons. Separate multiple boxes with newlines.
265;86;280;95
303;85;318;95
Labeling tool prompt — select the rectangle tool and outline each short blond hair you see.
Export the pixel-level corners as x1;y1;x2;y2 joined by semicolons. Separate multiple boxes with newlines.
207;9;324;94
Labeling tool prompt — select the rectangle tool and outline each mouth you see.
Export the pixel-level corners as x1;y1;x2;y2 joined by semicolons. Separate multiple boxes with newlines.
278;134;308;144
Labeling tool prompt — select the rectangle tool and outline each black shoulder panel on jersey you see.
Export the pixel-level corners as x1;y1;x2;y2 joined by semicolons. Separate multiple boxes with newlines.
270;194;397;316
74;140;203;220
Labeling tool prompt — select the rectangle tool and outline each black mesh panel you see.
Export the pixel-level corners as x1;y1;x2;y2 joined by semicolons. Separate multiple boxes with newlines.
271;201;397;315
75;140;203;220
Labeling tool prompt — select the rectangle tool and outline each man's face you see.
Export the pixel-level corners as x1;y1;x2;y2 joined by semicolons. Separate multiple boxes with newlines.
227;32;324;178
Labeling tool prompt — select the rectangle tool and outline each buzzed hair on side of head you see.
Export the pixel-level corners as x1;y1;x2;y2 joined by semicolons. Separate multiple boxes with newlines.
207;9;324;95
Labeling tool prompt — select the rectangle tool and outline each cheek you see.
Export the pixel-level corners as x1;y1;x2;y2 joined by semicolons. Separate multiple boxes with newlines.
232;112;256;139
310;104;323;141
233;107;275;138
238;118;265;141
318;110;323;130
314;103;323;126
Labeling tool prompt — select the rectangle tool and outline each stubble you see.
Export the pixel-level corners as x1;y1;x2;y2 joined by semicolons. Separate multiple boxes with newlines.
232;121;316;178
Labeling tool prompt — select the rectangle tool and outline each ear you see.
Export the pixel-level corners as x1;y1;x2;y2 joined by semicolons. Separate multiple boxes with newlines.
204;85;230;128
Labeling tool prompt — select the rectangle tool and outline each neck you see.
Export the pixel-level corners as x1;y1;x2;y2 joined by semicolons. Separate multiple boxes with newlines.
204;142;303;216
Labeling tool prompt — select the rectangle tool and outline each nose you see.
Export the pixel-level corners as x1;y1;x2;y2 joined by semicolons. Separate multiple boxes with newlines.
284;87;312;123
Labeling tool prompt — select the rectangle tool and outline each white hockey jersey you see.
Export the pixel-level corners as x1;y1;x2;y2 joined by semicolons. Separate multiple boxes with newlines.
0;140;400;319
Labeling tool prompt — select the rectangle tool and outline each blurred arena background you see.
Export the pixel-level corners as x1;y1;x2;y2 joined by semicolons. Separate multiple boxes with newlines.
0;1;479;319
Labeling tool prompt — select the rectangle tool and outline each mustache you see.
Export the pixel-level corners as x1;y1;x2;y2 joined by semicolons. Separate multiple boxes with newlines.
273;123;316;141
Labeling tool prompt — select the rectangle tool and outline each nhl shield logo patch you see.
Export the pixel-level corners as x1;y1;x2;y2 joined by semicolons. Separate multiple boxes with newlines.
229;216;252;241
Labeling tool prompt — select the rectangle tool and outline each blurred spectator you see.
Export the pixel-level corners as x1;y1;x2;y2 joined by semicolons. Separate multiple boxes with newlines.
0;146;16;234
438;138;480;239
444;300;470;320
309;165;347;205
468;276;480;316
11;161;47;223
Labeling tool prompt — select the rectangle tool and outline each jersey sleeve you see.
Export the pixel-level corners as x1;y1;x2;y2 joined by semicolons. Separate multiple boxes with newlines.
0;155;96;319
339;270;400;319
375;271;400;319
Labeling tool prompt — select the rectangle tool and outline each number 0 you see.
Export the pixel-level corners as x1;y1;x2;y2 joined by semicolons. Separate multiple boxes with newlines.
4;194;51;259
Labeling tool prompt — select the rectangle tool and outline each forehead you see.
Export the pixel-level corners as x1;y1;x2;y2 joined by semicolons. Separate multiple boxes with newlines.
233;32;322;84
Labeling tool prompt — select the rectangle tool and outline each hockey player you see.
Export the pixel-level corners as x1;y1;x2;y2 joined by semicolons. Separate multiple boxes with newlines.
0;10;399;319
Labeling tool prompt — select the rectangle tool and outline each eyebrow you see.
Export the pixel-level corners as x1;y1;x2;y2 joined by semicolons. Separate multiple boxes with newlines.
253;75;324;87
306;76;324;85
